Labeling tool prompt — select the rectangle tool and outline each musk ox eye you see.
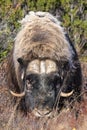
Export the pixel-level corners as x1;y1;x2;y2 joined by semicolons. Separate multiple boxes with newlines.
26;79;31;87
26;79;32;92
26;79;30;85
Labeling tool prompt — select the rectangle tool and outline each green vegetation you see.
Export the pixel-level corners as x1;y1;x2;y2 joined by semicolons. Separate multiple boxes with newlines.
0;0;87;62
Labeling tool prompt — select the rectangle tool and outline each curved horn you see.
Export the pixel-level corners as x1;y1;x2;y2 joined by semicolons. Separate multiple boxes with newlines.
10;90;25;97
60;90;74;97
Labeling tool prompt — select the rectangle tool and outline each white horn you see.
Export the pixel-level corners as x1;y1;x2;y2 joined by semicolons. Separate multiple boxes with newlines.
27;60;40;73
60;90;74;97
46;60;57;74
10;90;25;97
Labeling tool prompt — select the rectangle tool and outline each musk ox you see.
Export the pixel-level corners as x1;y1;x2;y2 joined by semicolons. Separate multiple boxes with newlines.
0;11;83;125
7;11;82;117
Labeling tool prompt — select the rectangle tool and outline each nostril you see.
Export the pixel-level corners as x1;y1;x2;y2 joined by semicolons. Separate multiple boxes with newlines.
48;90;54;97
48;91;53;96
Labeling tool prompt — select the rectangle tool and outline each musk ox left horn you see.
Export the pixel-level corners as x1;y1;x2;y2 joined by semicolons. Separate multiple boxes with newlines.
10;90;25;97
60;90;74;97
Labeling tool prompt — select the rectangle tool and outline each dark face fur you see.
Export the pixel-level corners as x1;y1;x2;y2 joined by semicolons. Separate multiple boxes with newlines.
20;59;61;116
24;72;60;116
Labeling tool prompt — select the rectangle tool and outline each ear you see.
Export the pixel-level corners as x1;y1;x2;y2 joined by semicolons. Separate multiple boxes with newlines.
17;58;24;67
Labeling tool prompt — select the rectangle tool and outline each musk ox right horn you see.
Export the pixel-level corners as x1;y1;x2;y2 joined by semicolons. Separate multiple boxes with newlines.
60;90;74;97
10;90;25;97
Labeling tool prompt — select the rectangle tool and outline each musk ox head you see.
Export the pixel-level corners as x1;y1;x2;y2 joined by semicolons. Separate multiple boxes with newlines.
10;11;82;117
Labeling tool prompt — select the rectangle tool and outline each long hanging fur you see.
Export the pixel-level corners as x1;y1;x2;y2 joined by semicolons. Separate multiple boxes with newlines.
13;11;77;88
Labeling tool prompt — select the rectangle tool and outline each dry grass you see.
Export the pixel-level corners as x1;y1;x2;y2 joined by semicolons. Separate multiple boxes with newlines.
2;87;87;130
0;62;87;130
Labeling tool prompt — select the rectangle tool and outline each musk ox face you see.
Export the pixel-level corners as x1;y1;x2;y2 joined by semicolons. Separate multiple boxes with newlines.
24;60;57;116
10;12;82;117
16;58;74;117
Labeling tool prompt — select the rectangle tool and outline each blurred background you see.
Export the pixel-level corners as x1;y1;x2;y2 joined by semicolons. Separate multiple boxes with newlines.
0;0;87;62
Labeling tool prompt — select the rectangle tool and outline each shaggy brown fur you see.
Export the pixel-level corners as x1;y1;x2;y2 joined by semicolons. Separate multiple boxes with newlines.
13;16;72;89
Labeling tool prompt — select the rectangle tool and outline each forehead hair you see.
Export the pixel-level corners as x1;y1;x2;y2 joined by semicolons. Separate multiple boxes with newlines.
13;12;75;81
20;11;61;29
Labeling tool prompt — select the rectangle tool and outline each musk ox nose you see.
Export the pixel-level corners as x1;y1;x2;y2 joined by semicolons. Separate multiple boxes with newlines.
36;109;51;115
32;108;52;117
